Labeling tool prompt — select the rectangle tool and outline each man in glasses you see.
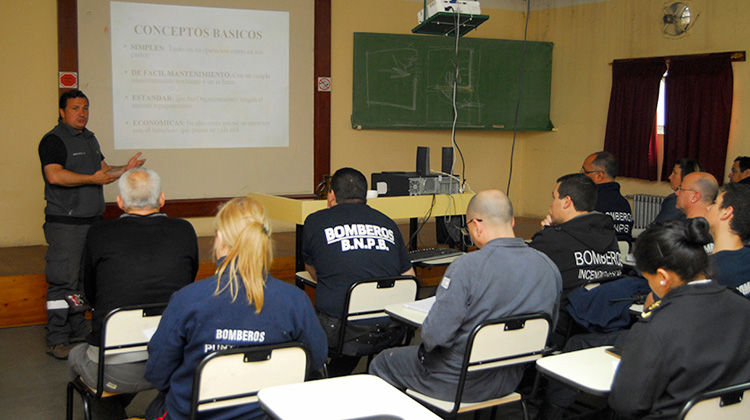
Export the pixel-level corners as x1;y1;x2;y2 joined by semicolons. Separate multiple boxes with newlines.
580;151;633;243
675;172;719;219
370;189;561;405
637;172;718;310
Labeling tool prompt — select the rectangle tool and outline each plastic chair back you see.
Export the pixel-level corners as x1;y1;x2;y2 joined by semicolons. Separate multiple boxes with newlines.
190;342;310;420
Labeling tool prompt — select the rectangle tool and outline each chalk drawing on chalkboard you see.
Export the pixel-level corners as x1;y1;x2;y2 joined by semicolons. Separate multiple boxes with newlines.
365;47;419;110
425;47;482;126
352;33;553;130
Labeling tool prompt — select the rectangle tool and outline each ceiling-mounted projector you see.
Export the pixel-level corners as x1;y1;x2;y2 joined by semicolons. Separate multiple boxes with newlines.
418;0;482;24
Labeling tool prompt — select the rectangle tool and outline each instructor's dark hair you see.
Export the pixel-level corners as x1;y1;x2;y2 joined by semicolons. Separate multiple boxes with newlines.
556;173;597;212
720;183;750;242
633;219;712;282
330;167;367;204
59;89;88;110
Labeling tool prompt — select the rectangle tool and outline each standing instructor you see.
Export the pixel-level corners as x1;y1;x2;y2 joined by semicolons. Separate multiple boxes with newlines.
38;90;145;359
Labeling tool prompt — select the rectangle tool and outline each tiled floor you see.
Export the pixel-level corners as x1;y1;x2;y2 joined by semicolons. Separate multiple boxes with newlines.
0;324;154;419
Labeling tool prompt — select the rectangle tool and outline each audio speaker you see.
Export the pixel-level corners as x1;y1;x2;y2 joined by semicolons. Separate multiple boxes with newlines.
416;146;430;176
441;147;454;174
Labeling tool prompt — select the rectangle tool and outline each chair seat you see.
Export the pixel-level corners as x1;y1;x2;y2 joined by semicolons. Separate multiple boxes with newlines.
406;388;522;413
198;395;259;411
74;376;122;398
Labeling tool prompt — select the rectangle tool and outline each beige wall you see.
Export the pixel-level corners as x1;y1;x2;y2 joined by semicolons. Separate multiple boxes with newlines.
2;0;749;246
522;0;750;215
331;0;750;221
0;1;58;246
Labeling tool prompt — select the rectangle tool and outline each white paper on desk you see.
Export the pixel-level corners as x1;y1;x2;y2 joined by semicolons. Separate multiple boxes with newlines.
404;296;435;313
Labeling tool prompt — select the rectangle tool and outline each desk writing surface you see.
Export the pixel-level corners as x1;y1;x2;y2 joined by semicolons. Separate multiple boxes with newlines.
536;346;620;396
248;192;474;225
417;253;464;266
258;374;441;420
385;302;429;328
294;271;317;290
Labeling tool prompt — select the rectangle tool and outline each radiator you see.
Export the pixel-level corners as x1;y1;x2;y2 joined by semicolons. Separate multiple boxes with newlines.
629;194;665;230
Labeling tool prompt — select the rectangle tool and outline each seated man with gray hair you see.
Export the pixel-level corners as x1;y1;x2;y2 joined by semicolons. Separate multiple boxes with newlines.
68;167;199;419
675;171;719;219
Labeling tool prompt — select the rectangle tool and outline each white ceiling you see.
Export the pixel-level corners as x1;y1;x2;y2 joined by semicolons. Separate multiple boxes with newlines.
406;0;613;12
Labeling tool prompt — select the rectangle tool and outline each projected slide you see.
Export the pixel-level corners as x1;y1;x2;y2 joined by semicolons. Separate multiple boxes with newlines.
110;2;289;149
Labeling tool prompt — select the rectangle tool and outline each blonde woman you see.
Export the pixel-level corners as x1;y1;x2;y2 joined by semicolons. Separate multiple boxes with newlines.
145;197;327;420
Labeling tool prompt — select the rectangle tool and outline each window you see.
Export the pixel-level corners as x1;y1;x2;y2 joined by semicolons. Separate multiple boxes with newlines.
604;53;737;183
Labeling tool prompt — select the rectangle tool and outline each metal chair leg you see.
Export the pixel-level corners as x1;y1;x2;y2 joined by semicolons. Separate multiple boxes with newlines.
81;392;92;420
521;399;529;420
68;379;93;420
66;382;74;420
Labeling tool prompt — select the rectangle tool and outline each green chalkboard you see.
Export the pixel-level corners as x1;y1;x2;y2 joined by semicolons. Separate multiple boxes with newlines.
351;32;554;131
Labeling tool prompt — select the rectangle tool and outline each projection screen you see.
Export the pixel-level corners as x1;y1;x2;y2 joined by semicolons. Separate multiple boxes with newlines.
78;0;314;201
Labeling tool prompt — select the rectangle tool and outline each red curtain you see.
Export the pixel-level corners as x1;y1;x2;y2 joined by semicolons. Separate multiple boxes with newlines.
663;56;733;183
604;60;667;180
649;120;658;168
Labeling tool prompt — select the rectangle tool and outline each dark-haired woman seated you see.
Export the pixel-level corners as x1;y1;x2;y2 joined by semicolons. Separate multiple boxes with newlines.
609;218;750;419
